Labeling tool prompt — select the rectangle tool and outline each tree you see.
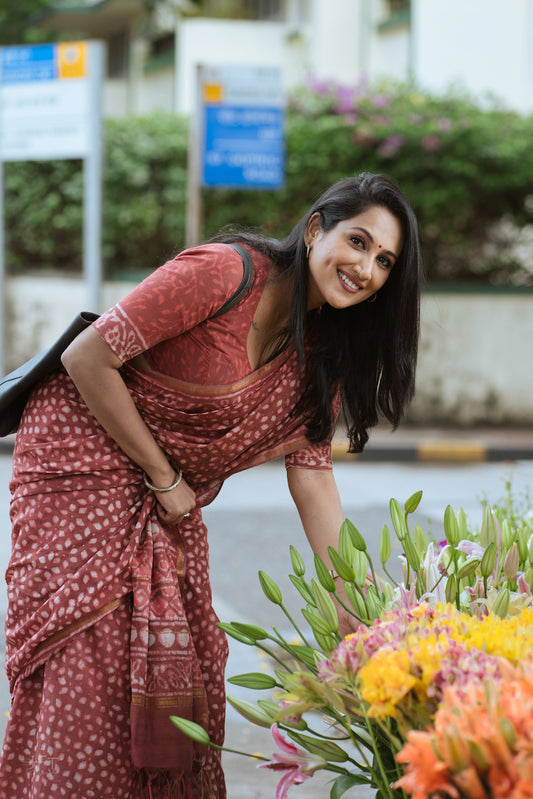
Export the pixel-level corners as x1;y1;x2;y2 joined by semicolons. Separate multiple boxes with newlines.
0;0;58;46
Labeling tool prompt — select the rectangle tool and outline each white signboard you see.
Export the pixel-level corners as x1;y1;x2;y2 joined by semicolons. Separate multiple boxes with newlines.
0;41;104;375
0;41;95;161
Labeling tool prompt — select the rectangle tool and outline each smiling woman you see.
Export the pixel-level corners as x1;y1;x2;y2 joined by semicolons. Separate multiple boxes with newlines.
1;172;421;799
304;206;403;309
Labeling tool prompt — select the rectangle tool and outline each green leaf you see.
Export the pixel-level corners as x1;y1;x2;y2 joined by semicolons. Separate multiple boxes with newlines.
170;716;211;744
227;672;278;690
331;774;371;799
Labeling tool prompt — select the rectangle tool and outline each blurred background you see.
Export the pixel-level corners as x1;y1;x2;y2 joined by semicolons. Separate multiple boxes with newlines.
1;0;533;427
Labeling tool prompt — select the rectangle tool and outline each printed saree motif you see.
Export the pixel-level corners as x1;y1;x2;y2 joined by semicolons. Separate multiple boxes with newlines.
3;348;316;797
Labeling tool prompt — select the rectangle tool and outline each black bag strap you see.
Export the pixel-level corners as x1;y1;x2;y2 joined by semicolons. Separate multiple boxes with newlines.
211;243;255;319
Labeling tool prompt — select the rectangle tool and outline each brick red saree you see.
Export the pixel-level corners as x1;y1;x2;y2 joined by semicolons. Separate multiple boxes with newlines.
1;347;324;798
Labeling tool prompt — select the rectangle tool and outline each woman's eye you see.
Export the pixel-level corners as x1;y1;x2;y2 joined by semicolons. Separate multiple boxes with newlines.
351;236;365;247
377;255;393;269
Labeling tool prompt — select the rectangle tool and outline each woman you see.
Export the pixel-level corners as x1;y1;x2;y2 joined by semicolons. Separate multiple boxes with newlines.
1;173;421;798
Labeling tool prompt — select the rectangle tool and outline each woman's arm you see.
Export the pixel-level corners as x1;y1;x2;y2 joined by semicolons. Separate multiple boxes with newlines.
286;466;345;565
287;466;357;635
61;326;196;526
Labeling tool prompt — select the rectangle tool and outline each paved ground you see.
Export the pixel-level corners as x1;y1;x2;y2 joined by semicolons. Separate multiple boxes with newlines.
1;429;533;797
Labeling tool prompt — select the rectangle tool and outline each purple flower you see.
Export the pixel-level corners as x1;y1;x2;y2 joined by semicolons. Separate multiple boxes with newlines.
438;117;452;132
371;94;391;108
421;134;442;152
258;725;325;799
378;134;405;158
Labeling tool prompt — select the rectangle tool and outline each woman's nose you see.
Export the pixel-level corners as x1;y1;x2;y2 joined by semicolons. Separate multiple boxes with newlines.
354;255;372;280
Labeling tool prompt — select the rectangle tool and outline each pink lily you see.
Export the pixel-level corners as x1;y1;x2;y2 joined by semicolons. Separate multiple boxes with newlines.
258;725;326;799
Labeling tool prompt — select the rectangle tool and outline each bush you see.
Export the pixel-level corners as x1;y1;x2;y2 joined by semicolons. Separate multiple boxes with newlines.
4;79;533;283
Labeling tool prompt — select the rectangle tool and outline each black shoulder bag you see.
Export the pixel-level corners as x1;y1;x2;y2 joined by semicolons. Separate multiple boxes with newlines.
0;243;254;437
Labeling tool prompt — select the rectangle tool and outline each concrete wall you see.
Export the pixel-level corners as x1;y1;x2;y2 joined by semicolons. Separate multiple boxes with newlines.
4;276;533;426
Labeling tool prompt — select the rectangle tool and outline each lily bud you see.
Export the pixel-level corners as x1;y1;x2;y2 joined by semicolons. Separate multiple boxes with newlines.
327;546;355;582
457;508;468;540
314;554;335;593
290;545;306;577
413;524;428;559
343;582;368;619
170;717;211;745
338;521;355;564
403;535;420;572
480;505;497;547
289;574;314;604
390;498;408;539
445;574;457;604
404;490;423;514
501;519;513;550
228;672;278;690
525;566;533;592
352;550;369;587
288;730;349;763
302;606;335;637
456;558;480;580
517;526;528;563
258;570;283;605
499;717;517;747
492;587;510;618
379;525;391;564
342;519;367;552
503;543;519;580
444;506;459;546
311;579;339;633
480;542;496;578
227;696;273;727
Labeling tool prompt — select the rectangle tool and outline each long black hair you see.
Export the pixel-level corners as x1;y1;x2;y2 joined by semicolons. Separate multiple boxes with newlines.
215;173;422;453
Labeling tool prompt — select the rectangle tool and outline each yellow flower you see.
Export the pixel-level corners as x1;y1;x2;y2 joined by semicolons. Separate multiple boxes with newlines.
359;648;416;718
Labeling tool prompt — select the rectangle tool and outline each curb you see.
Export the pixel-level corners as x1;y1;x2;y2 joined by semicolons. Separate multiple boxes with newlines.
331;439;533;463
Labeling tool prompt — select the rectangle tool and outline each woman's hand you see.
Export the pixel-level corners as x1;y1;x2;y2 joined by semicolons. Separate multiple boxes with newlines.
150;476;197;527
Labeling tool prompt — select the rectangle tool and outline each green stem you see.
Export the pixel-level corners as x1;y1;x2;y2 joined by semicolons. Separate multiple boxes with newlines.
279;603;312;648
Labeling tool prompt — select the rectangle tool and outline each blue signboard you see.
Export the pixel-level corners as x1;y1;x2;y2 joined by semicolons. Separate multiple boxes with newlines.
0;44;57;84
203;104;284;189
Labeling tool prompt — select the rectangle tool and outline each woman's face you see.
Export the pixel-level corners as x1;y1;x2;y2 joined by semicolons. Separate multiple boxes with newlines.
304;205;403;310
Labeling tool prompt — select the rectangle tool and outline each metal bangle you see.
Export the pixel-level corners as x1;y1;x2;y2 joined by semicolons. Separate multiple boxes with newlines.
328;569;341;580
143;469;183;493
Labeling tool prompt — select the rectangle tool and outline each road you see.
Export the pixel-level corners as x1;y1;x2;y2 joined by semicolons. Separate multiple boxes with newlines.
1;452;533;797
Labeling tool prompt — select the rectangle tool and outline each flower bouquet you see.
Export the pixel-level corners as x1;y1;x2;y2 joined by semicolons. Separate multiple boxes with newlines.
172;487;533;798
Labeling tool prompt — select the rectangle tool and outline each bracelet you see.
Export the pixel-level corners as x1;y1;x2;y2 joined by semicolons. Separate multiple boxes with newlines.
328;569;341;580
143;468;183;493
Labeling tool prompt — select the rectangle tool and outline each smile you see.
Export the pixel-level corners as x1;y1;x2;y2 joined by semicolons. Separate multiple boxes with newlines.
338;270;363;293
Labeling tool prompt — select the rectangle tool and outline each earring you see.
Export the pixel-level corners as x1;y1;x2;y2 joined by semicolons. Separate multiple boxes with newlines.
306;245;310;258
367;292;378;303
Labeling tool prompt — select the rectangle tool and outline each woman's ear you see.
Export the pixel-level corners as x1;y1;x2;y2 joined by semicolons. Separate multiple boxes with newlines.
304;213;321;247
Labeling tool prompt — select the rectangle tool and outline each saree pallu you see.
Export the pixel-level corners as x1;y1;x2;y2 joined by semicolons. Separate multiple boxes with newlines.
2;348;314;798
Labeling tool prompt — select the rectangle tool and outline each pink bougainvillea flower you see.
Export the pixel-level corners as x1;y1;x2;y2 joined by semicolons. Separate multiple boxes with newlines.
258;725;326;799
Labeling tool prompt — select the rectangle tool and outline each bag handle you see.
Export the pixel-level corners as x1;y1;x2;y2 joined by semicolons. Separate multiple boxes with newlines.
211;243;255;319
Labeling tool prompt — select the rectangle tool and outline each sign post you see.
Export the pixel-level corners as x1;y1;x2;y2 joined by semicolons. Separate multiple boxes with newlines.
0;40;103;375
186;64;284;247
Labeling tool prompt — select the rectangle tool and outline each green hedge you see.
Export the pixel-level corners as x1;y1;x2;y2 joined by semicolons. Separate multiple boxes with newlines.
4;79;533;283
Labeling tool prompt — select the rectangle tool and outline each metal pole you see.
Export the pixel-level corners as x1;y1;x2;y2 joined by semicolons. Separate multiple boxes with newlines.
0;159;5;376
185;64;203;248
83;41;104;311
